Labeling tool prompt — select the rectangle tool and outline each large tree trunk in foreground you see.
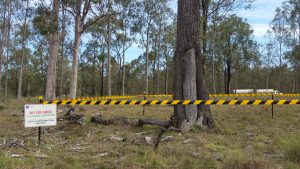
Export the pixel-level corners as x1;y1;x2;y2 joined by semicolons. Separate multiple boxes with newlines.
45;0;59;100
174;0;214;131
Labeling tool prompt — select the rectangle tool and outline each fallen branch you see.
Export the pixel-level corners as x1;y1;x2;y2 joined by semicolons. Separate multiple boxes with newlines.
91;115;171;128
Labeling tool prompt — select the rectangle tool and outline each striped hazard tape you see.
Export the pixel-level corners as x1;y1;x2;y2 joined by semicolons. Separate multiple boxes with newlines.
39;99;300;106
40;93;300;102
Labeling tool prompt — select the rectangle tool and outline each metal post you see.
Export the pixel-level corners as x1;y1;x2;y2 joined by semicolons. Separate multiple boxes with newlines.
271;94;274;119
38;126;41;149
143;95;146;116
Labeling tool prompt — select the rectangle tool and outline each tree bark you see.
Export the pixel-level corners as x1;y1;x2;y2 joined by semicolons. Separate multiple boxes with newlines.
152;37;157;94
122;35;126;96
91;115;171;128
145;17;151;94
225;60;231;94
69;0;82;99
59;1;66;97
164;54;168;95
174;0;214;131
156;23;162;94
0;1;7;94
17;0;29;100
45;0;59;100
211;12;217;94
4;0;11;102
107;0;112;96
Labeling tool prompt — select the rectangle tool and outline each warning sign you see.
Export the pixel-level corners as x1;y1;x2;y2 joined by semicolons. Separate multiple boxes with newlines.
24;104;57;127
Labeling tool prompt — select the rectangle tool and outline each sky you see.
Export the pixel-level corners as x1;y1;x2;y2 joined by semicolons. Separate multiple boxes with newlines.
236;0;285;44
124;0;285;62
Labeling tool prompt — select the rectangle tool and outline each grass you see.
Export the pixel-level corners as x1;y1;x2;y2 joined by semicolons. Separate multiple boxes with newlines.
0;96;300;168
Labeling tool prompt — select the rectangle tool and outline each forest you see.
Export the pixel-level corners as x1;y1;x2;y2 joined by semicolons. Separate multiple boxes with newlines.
0;0;298;101
1;0;300;168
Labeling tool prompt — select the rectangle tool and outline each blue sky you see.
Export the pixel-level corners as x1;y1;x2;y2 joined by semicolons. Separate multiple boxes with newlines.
236;0;285;44
125;0;285;62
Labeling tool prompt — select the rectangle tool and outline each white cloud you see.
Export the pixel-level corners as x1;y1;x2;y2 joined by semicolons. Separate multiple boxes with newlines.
251;23;270;38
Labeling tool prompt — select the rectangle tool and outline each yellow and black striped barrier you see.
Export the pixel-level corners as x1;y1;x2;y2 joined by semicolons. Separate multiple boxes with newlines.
39;99;300;106
42;93;300;102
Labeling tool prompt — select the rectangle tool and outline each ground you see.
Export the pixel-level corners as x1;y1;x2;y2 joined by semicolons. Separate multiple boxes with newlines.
0;96;300;169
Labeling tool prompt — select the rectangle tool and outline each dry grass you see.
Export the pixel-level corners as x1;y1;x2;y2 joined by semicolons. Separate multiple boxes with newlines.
0;96;300;168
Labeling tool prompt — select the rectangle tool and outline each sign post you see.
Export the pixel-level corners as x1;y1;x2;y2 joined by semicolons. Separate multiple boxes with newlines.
24;104;57;148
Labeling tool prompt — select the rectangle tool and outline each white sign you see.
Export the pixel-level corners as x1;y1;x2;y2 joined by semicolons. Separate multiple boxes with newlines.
24;104;57;127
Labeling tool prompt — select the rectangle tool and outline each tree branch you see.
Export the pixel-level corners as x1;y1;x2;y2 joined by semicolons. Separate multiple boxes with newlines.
64;8;76;18
81;13;112;34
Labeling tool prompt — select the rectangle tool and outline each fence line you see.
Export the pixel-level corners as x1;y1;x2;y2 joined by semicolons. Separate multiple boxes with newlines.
39;99;300;106
48;93;300;101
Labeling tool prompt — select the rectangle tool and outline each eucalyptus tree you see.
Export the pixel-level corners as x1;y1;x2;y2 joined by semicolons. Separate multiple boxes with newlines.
114;0;135;96
174;0;214;131
85;18;107;96
269;7;289;90
132;0;173;95
4;0;12;101
203;0;254;94
17;0;30;100
63;0;111;98
282;0;300;46
44;0;59;100
160;22;176;94
215;15;258;94
285;45;300;92
0;1;8;95
58;0;69;97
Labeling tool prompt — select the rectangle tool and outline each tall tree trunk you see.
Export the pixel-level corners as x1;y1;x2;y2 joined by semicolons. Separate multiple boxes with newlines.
235;71;238;92
0;1;7;94
278;40;282;91
156;23;162;94
4;0;11;102
69;1;82;98
145;17;151;94
152;37;157;94
92;46;96;96
121;22;126;96
164;55;168;95
201;0;209;55
100;47;105;96
266;68;269;89
224;67;227;93
17;0;29;100
45;0;59;100
225;61;231;94
174;0;213;131
122;38;126;96
107;0;112;96
211;12;217;94
217;69;220;93
59;1;66;97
